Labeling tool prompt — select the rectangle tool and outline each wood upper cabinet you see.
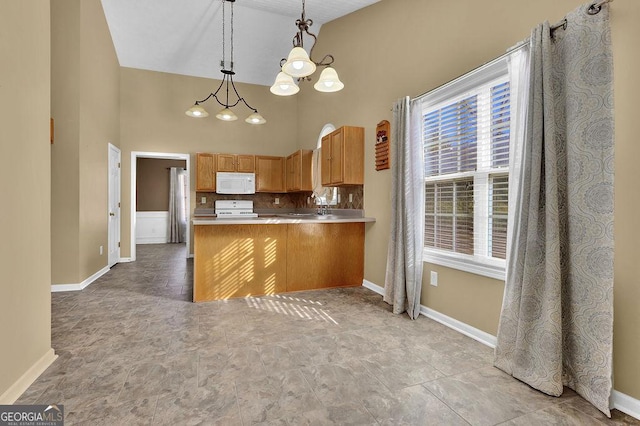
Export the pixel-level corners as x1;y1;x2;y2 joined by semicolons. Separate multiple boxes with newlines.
321;126;364;186
286;149;312;192
255;155;285;193
217;154;255;172
195;153;216;191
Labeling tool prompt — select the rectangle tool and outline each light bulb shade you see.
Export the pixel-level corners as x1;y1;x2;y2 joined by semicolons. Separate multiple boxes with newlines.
245;112;266;125
270;72;300;96
314;67;344;93
216;108;238;121
282;47;316;78
185;104;209;118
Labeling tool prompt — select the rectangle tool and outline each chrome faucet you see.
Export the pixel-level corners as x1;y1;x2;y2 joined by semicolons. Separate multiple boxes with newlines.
317;202;330;215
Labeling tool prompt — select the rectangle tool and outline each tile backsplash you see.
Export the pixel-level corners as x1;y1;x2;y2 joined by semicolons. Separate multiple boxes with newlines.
195;185;364;210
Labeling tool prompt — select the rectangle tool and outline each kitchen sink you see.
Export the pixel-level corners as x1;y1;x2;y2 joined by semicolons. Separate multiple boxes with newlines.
276;213;344;220
277;213;318;218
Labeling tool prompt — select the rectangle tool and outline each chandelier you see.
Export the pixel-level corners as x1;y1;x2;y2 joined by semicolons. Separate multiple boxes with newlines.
186;0;266;124
270;0;344;96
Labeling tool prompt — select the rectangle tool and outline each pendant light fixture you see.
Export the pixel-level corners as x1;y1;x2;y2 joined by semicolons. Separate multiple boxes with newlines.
186;0;266;124
270;0;344;96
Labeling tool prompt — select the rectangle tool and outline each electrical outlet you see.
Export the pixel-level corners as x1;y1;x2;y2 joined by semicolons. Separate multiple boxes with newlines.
274;197;280;205
430;271;438;286
201;197;206;204
349;193;353;203
99;245;103;255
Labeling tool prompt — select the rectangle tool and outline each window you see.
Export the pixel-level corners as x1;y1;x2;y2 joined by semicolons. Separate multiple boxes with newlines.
421;58;511;279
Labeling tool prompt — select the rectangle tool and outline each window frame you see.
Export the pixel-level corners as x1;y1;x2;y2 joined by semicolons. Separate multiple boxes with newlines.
420;58;511;281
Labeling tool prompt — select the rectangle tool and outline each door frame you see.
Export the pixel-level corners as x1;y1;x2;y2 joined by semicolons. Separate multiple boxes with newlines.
108;143;121;267
130;151;191;261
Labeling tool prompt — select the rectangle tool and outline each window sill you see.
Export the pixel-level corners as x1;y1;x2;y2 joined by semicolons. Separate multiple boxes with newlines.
422;249;506;281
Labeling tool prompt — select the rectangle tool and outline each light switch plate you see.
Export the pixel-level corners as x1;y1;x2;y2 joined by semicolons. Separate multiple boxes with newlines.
201;197;206;204
274;198;280;205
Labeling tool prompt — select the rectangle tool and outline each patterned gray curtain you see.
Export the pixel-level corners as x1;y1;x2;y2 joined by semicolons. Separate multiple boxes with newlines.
494;3;614;417
384;97;425;319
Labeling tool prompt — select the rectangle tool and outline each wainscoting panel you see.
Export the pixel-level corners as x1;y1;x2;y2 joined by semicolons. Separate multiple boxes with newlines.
136;211;168;244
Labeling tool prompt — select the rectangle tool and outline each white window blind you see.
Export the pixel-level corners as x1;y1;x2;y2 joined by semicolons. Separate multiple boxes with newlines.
421;57;511;278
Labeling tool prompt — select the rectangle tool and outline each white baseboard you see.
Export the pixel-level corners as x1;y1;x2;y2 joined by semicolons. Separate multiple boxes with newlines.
0;348;57;404
51;265;110;292
363;278;496;348
611;390;640;420
118;257;133;263
420;306;497;348
362;278;640;420
363;279;384;295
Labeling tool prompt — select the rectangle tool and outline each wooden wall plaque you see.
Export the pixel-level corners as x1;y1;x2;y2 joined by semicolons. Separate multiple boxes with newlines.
375;120;390;171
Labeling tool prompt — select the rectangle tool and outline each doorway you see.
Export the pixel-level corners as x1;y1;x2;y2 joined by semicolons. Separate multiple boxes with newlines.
130;151;191;261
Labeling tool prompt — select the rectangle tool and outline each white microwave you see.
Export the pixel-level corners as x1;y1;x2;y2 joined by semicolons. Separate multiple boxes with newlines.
216;172;256;194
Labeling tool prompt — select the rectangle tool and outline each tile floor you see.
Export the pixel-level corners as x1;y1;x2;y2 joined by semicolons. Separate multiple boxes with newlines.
17;244;639;425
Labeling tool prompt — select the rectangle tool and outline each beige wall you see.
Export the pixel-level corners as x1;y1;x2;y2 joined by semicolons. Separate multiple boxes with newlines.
78;0;120;280
609;0;640;399
298;0;640;400
51;0;120;284
51;0;81;283
119;68;299;257
0;1;52;397
137;158;187;211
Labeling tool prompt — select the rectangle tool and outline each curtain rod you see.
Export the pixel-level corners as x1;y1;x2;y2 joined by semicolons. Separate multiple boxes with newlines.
411;0;613;103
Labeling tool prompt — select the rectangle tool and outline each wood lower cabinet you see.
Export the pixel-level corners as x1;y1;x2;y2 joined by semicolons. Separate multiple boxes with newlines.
255;155;285;192
195;153;216;191
194;224;288;301
286;223;364;292
286;149;312;192
217;154;255;172
321;126;364;186
193;223;365;301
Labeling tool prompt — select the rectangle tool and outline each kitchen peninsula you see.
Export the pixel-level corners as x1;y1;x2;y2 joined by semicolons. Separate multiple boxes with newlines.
192;214;375;302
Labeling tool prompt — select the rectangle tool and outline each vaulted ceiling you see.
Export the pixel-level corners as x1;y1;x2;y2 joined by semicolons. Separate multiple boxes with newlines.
101;0;380;87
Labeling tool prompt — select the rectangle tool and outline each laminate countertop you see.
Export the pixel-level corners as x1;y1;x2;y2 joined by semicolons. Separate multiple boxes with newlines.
192;214;376;226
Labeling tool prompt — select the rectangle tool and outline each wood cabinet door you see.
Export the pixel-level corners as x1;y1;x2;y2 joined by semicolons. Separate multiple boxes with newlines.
299;150;312;191
288;151;303;191
330;128;344;184
236;154;255;172
217;154;236;172
286;223;365;291
321;135;332;186
285;154;295;191
342;126;364;185
256;156;285;192
195;153;216;191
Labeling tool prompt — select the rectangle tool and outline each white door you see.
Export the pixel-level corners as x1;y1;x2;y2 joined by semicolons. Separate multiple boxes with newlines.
108;143;121;267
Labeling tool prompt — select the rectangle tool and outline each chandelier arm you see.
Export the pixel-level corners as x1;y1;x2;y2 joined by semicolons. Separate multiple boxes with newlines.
315;54;335;67
212;93;241;109
194;92;215;105
229;74;258;113
195;76;227;106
